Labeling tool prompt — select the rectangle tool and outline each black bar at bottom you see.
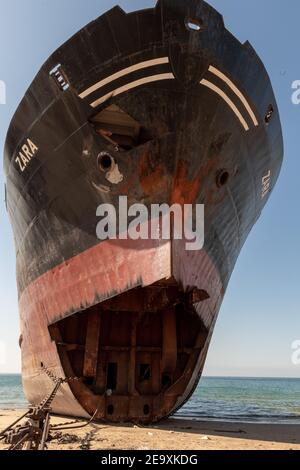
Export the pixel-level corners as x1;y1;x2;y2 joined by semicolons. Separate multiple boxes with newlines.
0;450;300;466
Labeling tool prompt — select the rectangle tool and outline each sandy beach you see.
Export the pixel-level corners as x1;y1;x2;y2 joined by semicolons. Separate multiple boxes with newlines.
0;409;300;451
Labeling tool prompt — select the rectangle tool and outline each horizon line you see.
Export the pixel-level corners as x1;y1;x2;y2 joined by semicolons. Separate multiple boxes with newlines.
1;373;300;380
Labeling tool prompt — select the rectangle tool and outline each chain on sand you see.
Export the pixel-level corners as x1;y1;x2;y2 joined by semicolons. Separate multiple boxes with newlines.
0;365;84;449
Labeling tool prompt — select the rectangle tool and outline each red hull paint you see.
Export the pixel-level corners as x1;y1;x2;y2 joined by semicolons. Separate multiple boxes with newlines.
19;236;222;417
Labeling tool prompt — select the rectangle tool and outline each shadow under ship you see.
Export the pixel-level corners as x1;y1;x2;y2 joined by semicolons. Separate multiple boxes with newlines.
4;0;283;423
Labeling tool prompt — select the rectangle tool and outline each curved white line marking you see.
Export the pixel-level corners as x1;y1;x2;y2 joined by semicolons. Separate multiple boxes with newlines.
79;57;170;99
90;73;175;108
209;66;258;126
200;78;249;131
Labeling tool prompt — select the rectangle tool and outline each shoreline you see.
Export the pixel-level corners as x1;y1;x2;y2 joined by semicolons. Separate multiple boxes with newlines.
1;409;300;450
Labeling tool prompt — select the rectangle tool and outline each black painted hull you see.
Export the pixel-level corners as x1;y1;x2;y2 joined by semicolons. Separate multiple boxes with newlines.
4;0;283;422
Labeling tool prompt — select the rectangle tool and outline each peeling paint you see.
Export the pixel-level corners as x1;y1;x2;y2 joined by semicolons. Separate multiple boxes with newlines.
105;162;124;185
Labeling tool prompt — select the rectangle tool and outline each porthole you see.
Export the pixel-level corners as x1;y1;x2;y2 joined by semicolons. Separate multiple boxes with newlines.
185;18;204;32
98;152;113;172
216;170;230;188
265;105;274;125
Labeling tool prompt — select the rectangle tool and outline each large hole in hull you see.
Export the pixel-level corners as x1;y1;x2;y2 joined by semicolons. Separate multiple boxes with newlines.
90;104;153;151
49;280;209;423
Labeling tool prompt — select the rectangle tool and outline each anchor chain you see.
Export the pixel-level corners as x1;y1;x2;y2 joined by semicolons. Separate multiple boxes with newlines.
0;366;81;450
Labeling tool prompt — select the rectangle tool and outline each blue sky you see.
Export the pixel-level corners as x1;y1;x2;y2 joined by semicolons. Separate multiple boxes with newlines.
0;0;299;376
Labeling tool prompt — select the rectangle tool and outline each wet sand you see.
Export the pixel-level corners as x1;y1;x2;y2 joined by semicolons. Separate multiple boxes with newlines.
0;409;300;450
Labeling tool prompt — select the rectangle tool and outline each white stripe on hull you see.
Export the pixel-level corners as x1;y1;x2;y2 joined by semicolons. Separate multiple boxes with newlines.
78;55;258;132
200;78;250;131
208;65;258;126
90;73;175;108
79;57;170;99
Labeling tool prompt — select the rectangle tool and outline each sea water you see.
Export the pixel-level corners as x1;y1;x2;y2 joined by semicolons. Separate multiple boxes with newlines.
177;377;300;424
0;375;299;424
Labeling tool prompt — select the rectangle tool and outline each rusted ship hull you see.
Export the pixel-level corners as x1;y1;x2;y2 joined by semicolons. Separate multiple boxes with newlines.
4;0;283;422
